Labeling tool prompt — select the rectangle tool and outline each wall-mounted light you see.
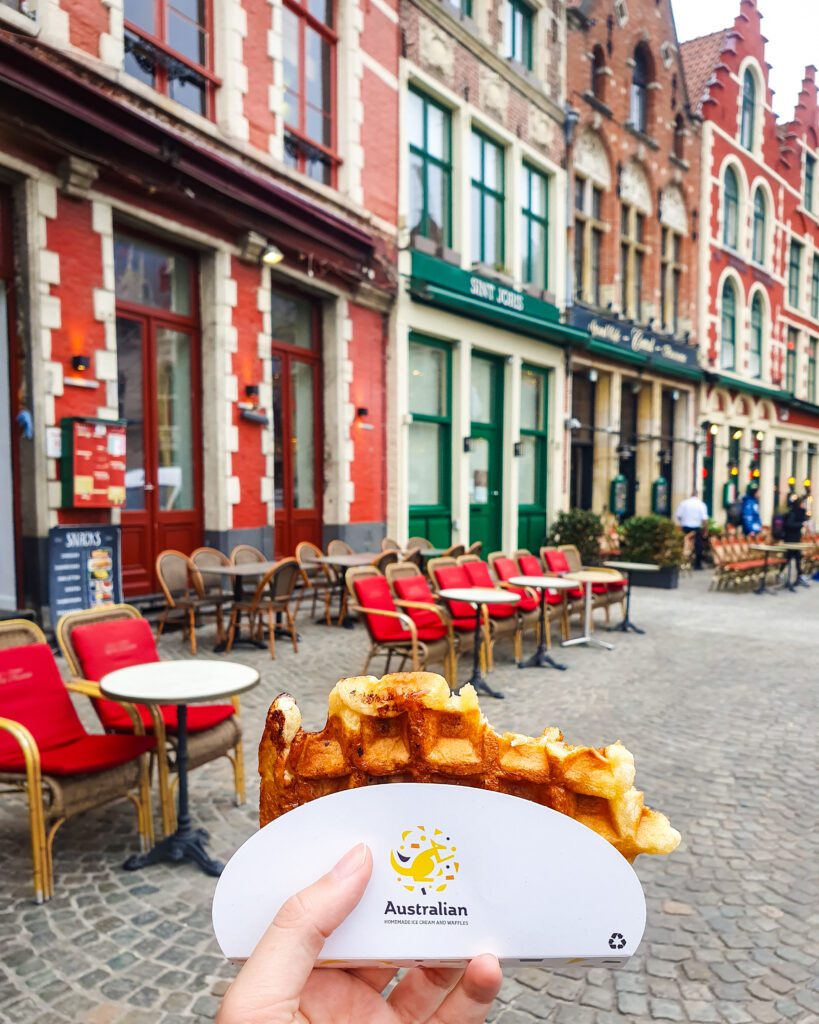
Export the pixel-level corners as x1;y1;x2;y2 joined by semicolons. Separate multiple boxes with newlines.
710;424;719;435
756;431;764;441
72;355;91;373
788;476;797;486
356;407;374;431
588;368;599;383
730;466;739;477
671;389;680;401
564;417;581;431
463;436;474;453
732;429;743;440
805;478;812;488
752;468;761;478
262;244;284;267
245;384;260;405
513;442;523;457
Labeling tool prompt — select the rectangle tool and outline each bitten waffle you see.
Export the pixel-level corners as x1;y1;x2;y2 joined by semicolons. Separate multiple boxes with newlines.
259;672;681;862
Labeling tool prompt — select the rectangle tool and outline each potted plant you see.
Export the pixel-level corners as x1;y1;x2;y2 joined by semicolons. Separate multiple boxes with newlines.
620;515;684;588
546;509;603;566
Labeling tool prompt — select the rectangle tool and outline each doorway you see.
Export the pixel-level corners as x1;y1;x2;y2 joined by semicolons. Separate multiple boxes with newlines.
469;352;503;553
619;382;639;518
270;289;323;556
115;233;202;595
0;187;19;609
569;372;595;510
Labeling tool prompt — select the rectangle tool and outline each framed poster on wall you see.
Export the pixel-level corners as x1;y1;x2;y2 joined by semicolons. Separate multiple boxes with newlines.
60;417;127;509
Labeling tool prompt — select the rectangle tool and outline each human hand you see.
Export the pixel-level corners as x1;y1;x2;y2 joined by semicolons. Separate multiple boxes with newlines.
217;842;503;1024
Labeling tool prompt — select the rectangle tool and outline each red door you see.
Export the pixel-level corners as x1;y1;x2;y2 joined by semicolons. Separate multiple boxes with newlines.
270;289;323;555
114;234;202;594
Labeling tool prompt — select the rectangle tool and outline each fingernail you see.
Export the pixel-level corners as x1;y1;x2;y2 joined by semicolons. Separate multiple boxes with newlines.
332;843;368;879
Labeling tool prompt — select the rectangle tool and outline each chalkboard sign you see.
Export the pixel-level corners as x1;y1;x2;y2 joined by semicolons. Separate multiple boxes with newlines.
48;525;123;622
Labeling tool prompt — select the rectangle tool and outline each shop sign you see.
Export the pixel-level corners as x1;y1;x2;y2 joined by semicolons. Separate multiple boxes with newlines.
48;525;123;621
569;308;698;371
60;417;127;509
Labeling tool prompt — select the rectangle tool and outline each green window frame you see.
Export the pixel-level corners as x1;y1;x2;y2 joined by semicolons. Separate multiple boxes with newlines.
750;293;763;379
786;329;798;393
504;0;533;70
723;167;739;249
518;364;550;549
752;188;766;264
407;335;452;545
740;69;755;151
407;87;452;248
471;129;505;268
720;280;736;371
809;338;817;402
521;163;549;289
789;240;803;307
812;256;819;319
806;153;816;212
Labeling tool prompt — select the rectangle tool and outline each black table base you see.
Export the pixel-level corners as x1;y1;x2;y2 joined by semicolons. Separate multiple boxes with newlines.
465;603;504;699
123;705;224;877
518;588;567;670
606;572;643;634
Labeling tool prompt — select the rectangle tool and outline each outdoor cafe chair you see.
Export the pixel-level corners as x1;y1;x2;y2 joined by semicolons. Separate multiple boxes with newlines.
0;619;153;903
57;604;245;836
557;544;626;623
406;536;433;551
459;557;538;663
372;549;400;575
346;566;457;684
295;540;343;625
230;544;267;565
381;537;401;551
541;547;593;624
465;540;483;557
190;546;233;646
443;543;465;558
327;538;354;557
491;554;565;646
155;549;200;655
226;557;301;659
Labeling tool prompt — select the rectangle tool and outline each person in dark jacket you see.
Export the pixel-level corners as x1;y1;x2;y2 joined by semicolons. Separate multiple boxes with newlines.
784;494;809;587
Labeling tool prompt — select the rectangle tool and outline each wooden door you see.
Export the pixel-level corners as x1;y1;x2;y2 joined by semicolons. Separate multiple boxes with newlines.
518;365;549;551
114;233;202;594
271;289;323;556
469;353;503;553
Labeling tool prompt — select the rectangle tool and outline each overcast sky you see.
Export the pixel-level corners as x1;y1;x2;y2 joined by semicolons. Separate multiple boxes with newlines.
673;0;819;120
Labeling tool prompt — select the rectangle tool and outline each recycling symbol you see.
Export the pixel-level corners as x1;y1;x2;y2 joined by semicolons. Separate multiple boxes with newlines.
608;933;627;950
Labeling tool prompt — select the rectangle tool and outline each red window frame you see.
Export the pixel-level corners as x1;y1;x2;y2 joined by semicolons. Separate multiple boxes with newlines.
123;0;219;120
282;0;340;186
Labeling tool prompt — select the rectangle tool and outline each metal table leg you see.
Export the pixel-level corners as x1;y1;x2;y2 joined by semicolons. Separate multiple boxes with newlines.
465;602;504;699
519;587;567;670
608;571;645;633
562;581;614;651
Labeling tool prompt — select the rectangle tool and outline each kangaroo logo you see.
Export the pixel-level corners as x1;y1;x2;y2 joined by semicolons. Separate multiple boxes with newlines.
390;826;459;895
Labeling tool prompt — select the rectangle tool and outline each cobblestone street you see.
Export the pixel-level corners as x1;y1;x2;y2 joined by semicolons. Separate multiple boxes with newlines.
1;572;818;1024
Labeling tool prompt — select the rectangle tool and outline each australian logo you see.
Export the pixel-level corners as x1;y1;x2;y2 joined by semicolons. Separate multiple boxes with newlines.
384;825;467;921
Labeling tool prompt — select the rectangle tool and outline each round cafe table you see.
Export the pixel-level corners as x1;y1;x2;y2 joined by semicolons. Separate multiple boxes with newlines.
101;660;259;877
562;571;617;651
438;587;520;700
508;576;576;671
603;561;658;634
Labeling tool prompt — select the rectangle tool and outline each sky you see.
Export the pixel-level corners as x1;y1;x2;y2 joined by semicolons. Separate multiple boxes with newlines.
673;0;819;120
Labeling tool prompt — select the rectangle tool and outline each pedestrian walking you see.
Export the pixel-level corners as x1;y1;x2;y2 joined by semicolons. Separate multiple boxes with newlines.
675;489;709;570
741;484;762;538
784;494;809;588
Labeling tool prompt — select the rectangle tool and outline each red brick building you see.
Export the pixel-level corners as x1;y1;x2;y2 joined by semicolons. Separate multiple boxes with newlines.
565;0;701;520
682;0;819;523
0;0;398;614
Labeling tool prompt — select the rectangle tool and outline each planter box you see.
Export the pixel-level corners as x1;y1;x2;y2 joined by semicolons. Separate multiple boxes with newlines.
628;567;679;589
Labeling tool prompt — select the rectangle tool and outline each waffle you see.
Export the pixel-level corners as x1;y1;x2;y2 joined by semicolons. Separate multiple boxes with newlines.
259;672;681;862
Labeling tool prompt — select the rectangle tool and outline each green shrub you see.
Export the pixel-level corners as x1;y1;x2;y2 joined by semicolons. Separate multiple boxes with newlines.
546;509;602;565
620;515;685;568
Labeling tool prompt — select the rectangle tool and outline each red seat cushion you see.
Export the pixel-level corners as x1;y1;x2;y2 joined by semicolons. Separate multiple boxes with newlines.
542;552;583;598
607;579;627;592
433;566;477;619
461;561;519;617
452;618;479;632
71;619;233;734
591;583;609;594
354;576;410;642
0;644;155;775
517;554;544;577
393;576;440;629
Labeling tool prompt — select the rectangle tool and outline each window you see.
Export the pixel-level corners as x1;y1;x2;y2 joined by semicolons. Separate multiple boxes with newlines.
620;203;648;320
788;240;803;307
445;0;472;15
591;45;606;101
123;0;215;116
809;338;817;401
518;365;549;549
720;280;737;371
661;227;683;333
806;153;816;213
408;88;452;248
752;188;767;264
723;167;739;249
521;164;549;288
630;45;651;133
750;293;763;379
504;0;533;69
740;69;755;150
574;176;604;306
812;256;819;319
471;131;505;268
408;338;451;521
282;0;338;185
614;0;628;26
786;328;798;392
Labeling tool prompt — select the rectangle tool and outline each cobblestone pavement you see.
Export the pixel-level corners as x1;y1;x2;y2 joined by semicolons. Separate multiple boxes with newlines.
1;572;818;1024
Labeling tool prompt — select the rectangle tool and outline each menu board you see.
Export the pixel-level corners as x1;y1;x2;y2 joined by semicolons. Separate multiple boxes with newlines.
48;525;123;621
60;418;127;509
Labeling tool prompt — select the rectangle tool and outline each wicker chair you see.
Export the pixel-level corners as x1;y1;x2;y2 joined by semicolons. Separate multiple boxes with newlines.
155;550;199;654
294;541;339;624
443;543;466;558
371;550;400;575
230;544;267;565
1;619;153;902
381;537;401;551
189;547;233;646
327;538;354;557
407;536;433;551
57;604;245;836
226;558;301;659
465;540;483;556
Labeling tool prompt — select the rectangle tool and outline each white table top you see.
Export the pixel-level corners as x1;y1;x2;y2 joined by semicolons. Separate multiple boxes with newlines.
508;575;578;591
317;553;380;568
567;571;619;586
603;561;659;573
101;659;260;705
439;587;521;605
751;542;812;551
197;561;278;577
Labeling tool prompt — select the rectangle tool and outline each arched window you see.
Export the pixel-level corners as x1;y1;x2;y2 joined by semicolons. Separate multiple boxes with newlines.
750;293;763;378
740;69;756;150
723;167;739;249
721;280;737;370
674;114;685;160
752;188;766;264
592;45;606;101
630;45;651;133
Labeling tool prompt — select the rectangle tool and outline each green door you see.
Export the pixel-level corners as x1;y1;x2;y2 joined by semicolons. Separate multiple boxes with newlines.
469;353;503;553
407;335;452;547
518;365;549;551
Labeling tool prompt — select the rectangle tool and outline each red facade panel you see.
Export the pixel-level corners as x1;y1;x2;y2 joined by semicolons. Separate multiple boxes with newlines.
348;303;385;523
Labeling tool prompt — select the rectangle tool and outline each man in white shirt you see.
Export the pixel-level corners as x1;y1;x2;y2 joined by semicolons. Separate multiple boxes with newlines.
675;490;709;570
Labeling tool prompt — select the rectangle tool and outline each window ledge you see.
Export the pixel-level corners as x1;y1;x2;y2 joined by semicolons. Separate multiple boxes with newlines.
669;154;689;171
623;123;659;150
0;5;39;35
581;92;613;118
472;262;515;287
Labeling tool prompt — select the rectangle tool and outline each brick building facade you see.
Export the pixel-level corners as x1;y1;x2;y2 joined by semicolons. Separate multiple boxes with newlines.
682;0;819;524
565;0;701;521
0;0;398;614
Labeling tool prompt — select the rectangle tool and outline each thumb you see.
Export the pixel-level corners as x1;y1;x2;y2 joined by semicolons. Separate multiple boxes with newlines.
218;843;372;1023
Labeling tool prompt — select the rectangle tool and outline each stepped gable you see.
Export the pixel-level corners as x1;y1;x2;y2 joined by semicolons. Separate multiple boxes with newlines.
258;672;681;862
680;29;729;113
